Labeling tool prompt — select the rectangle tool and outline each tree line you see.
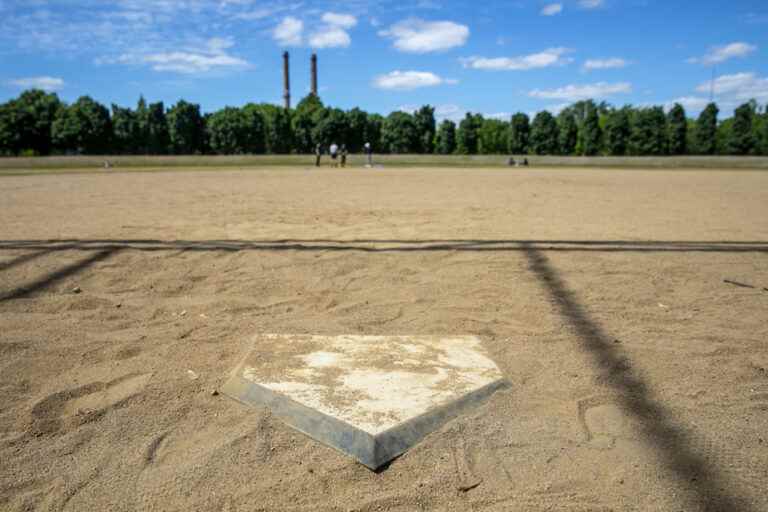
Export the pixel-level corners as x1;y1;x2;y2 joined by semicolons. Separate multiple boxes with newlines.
1;89;767;157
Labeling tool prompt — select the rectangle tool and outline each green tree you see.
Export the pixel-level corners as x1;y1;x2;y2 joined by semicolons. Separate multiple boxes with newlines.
529;111;559;155
381;111;418;153
345;107;368;153
136;97;169;154
111;104;141;154
207;107;250;154
579;103;602;156
414;105;436;153
478;118;509;154
456;113;482;154
726;102;756;155
365;114;383;152
435;119;456;155
760;109;768;155
603;108;630;156
256;103;292;154
557;111;578;155
667;103;687;155
0;100;22;155
508;113;530;154
629;107;667;155
240;104;267;154
292;94;324;152
167;100;204;154
313;108;348;148
52;96;111;154
14;90;62;155
693;103;718;155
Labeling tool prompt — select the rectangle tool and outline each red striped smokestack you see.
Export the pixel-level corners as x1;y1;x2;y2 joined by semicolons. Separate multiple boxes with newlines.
283;51;291;109
311;53;318;96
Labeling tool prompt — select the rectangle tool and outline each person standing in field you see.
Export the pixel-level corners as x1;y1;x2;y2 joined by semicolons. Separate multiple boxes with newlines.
329;142;339;168
340;144;348;168
364;142;373;167
315;144;322;167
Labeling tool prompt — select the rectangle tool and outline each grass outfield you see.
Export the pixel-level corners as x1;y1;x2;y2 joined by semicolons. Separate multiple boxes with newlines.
1;154;768;174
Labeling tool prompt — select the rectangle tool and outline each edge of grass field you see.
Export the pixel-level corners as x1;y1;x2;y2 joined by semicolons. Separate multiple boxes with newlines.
1;154;768;175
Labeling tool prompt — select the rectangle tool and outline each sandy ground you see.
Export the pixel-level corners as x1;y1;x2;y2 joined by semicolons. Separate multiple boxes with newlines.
1;166;767;512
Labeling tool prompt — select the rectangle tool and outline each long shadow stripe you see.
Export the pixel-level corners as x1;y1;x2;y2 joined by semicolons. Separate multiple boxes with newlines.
522;244;755;512
0;249;118;302
0;248;57;272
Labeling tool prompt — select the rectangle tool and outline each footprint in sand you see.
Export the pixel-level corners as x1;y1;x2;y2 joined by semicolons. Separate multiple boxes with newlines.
30;373;152;435
578;397;634;450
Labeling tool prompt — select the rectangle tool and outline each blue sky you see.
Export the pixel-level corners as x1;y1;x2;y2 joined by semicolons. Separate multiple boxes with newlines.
1;0;767;120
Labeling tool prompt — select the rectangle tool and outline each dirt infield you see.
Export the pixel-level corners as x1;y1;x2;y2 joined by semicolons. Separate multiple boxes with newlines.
1;167;767;511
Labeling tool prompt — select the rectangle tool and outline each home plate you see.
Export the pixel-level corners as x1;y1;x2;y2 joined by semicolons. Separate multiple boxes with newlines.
221;334;508;469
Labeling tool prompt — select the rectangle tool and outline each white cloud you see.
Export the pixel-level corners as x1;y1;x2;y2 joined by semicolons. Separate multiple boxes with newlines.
582;57;628;71
309;26;351;48
529;81;632;100
695;72;768;102
110;37;249;74
461;48;573;71
322;12;357;29
688;42;757;65
273;16;303;47
541;3;563;16
579;0;604;9
379;18;469;53
7;76;65;91
307;12;357;48
373;70;455;90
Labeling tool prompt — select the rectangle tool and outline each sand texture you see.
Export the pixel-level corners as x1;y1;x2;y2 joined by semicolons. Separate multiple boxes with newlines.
1;166;768;511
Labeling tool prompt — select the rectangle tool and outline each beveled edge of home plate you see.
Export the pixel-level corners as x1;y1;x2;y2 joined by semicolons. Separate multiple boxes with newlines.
221;334;509;470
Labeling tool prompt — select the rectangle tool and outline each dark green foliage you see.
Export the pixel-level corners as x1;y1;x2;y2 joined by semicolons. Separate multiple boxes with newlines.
14;90;62;155
313;108;348;148
136;98;169;155
580;104;602;156
693;103;718;155
435;120;456;155
456;113;483;155
111;104;141;154
604;108;630;156
52;96;111;154
529;111;559;155
240;104;267;154
414;105;436;154
365;114;383;152
256;103;292;154
207;107;251;154
0;101;22;155
629;107;667;156
667;103;687;155
345;107;368;153
2;87;766;159
291;94;324;152
557;112;578;155
726;102;756;155
508;113;530;154
167;100;204;154
478;118;509;154
381;111;418;154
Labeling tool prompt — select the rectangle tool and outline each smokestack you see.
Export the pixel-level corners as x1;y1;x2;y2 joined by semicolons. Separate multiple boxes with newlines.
282;51;291;109
311;53;318;96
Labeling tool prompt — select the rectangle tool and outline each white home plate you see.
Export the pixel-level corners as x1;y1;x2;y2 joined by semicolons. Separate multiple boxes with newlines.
221;334;507;469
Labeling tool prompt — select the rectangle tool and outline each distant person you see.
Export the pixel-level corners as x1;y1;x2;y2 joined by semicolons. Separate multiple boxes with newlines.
364;142;373;167
340;144;348;168
522;158;529;167
315;144;322;167
507;157;516;166
329;143;339;167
